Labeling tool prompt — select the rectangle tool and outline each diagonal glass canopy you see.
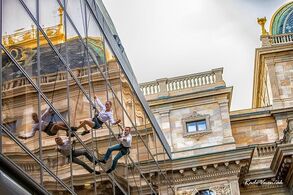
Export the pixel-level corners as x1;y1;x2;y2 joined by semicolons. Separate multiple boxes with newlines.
0;0;174;194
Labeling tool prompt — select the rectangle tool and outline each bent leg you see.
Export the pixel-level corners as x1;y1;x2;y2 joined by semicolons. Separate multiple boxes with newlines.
49;124;59;135
103;144;122;161
56;123;68;130
50;123;68;134
110;151;126;170
76;120;94;131
84;150;98;164
72;157;94;173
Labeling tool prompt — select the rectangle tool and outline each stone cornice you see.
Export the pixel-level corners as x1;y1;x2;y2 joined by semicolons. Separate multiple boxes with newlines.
230;106;293;122
170;168;241;185
230;107;272;121
148;86;233;108
139;146;253;175
171;146;253;170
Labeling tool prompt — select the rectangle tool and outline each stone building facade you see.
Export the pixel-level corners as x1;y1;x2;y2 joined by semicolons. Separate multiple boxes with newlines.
1;1;293;195
139;1;293;194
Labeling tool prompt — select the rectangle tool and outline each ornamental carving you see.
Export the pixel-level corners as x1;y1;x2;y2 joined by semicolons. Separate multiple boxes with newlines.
281;118;293;143
210;184;231;195
182;111;211;139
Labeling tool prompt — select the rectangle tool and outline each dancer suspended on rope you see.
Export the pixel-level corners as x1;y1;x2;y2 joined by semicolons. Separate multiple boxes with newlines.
18;107;71;139
99;125;132;173
72;95;121;136
55;137;100;175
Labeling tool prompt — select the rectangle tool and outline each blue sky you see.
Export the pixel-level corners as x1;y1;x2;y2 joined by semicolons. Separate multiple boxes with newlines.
103;0;290;110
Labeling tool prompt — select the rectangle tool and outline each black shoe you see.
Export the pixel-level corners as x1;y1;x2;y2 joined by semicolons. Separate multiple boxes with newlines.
71;127;77;131
81;130;90;136
94;170;101;175
98;159;106;164
66;131;75;137
106;168;113;174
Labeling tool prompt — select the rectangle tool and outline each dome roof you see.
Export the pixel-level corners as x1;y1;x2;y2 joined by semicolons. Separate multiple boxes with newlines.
270;1;293;35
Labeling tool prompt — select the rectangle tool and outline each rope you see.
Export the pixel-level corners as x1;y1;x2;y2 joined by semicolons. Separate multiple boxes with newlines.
44;45;61;132
111;92;119;134
55;146;59;189
72;49;86;123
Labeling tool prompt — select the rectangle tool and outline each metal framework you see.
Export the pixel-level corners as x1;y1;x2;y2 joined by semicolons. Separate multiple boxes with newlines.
0;0;174;194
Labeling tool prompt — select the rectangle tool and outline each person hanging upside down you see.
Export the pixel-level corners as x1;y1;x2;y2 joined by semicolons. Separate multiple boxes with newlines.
55;137;100;175
99;126;132;173
18;107;70;139
72;95;121;136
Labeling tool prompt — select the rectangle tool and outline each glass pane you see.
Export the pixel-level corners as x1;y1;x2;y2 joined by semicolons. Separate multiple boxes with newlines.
1;56;40;154
196;189;215;195
62;0;86;38
197;120;207;131
186;121;197;132
39;0;64;44
22;0;37;18
2;126;72;194
2;0;38;83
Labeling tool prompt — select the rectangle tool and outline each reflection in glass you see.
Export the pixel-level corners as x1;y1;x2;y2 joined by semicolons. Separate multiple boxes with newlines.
1;0;174;193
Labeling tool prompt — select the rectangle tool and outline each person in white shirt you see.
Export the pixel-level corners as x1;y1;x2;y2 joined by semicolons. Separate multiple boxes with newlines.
55;137;100;175
72;95;121;136
99;126;132;173
18;108;69;139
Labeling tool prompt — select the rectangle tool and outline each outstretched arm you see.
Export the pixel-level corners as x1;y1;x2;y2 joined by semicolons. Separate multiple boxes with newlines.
41;107;52;120
18;125;38;139
94;95;105;110
117;123;123;130
109;113;121;125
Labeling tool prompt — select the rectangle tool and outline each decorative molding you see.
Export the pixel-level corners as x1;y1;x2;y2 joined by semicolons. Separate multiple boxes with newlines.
182;111;211;139
210;184;232;195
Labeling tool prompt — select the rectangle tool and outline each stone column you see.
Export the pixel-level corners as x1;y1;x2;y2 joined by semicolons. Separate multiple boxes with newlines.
219;99;235;144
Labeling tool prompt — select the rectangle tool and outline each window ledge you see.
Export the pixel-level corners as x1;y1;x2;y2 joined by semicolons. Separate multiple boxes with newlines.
183;129;212;140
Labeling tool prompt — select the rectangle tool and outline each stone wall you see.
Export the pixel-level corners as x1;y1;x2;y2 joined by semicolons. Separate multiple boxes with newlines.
231;116;278;147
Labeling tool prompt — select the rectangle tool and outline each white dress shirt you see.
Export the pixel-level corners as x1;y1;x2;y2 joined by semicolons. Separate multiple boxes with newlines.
94;97;116;124
58;138;71;156
25;108;51;138
121;132;132;148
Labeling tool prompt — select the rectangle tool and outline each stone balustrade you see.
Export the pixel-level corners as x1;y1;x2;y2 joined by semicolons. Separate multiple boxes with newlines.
260;33;293;47
140;81;160;96
140;68;224;99
1;64;116;92
2;77;29;91
2;25;62;47
271;33;293;45
255;143;277;157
